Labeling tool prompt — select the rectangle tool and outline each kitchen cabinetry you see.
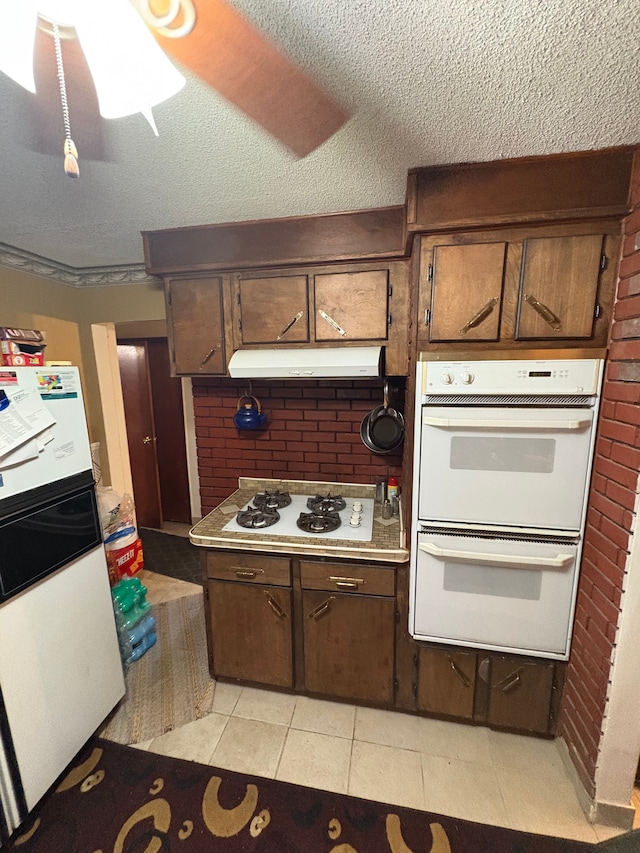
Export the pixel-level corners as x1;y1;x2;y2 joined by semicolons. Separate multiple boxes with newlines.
164;275;229;376
416;646;560;735
416;224;620;350
232;260;410;374
300;560;396;704
204;552;293;688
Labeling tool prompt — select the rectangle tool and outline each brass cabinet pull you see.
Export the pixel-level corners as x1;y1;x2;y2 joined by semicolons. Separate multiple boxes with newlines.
201;347;217;366
234;570;257;579
494;668;523;694
329;575;364;590
446;654;472;688
264;592;287;619
524;294;561;331
308;596;335;620
142;435;154;445
277;310;304;340
318;310;347;336
459;297;499;335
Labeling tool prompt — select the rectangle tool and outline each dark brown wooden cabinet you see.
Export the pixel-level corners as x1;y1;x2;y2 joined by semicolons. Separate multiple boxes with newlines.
416;224;620;350
204;552;294;688
300;560;396;704
232;261;410;374
165;276;227;375
416;645;560;735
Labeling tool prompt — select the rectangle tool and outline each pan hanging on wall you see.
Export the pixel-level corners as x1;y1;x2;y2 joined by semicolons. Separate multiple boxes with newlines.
360;380;404;455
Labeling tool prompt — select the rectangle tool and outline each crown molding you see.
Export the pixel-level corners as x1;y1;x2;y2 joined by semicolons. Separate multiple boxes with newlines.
0;242;161;287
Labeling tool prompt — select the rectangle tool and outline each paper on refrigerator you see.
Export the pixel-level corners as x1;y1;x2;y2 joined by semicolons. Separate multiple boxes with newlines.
0;389;56;460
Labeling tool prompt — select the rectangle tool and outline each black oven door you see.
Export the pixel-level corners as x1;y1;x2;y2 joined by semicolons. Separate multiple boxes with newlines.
0;471;101;603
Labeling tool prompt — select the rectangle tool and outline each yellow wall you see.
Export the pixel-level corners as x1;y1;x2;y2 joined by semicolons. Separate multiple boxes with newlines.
1;267;167;485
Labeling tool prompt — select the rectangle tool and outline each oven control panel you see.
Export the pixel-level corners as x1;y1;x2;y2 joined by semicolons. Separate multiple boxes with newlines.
420;358;603;395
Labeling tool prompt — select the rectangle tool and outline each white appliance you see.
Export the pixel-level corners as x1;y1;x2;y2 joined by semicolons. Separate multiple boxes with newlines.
409;357;604;660
0;367;124;845
227;346;382;379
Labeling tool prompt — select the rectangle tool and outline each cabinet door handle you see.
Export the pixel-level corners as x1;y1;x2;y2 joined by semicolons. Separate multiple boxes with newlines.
329;575;364;590
264;592;287;619
447;654;472;688
318;310;347;336
459;297;499;334
307;596;335;620
277;310;304;340
494;668;523;694
524;294;562;331
201;347;217;366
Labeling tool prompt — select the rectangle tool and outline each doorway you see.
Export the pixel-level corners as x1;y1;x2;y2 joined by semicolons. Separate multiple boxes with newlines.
117;338;191;529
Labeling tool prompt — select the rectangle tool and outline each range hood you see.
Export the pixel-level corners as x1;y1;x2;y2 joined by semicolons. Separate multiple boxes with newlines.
228;347;382;379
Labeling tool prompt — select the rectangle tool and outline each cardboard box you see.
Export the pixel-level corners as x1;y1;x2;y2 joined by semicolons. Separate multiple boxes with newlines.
105;538;144;585
0;328;46;367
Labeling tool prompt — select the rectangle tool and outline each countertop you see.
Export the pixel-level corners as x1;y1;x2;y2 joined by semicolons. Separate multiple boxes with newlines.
190;478;409;563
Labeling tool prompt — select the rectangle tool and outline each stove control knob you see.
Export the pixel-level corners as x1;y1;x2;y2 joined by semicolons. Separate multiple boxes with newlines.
441;372;454;385
460;372;475;385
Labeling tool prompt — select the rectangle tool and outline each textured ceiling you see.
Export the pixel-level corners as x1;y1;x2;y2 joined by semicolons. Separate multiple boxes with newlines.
0;0;638;269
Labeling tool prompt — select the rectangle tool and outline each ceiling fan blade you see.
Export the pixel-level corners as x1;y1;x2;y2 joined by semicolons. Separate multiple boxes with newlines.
23;27;105;161
155;0;349;158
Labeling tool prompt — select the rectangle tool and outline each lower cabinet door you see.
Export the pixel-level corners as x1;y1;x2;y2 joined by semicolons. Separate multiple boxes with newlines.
208;581;293;688
487;656;554;734
302;590;395;704
417;647;477;719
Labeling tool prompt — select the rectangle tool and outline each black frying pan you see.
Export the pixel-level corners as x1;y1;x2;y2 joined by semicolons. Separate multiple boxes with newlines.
360;381;405;454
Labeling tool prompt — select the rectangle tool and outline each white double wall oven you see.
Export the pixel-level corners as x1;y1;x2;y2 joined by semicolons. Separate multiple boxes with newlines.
409;357;604;660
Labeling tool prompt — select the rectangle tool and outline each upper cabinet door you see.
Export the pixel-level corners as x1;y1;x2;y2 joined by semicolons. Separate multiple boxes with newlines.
515;234;604;339
238;275;309;344
428;242;507;342
314;269;389;341
167;277;225;375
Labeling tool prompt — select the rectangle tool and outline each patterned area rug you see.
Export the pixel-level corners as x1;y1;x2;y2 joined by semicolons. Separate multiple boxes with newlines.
6;737;595;852
100;593;215;745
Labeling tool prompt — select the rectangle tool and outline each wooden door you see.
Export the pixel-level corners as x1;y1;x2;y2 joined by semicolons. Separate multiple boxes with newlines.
313;269;389;341
146;340;191;524
515;234;604;339
167;276;226;374
208;581;293;687
427;242;507;342
487;657;554;734
417;647;477;720
237;274;309;344
117;342;162;529
302;590;395;703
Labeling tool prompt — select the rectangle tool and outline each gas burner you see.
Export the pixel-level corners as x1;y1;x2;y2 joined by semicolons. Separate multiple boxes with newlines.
236;505;280;529
306;494;347;514
297;511;342;534
253;490;292;511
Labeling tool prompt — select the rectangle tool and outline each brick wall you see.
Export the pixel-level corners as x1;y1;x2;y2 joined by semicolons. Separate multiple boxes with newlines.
192;378;404;515
560;155;640;795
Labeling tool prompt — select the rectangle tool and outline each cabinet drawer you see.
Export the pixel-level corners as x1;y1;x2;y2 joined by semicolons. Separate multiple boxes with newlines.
205;552;291;586
300;561;395;596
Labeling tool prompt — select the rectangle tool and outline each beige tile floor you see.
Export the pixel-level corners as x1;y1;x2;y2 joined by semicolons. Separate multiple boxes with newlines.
125;572;630;845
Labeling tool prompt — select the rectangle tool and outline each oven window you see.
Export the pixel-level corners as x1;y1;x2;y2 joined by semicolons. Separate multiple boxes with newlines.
443;562;542;600
450;436;556;474
0;488;101;599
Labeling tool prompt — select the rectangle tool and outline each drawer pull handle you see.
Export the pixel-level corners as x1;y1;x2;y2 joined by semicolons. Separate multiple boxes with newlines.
329;575;364;590
230;567;265;578
495;669;523;694
308;596;335;620
447;655;472;688
264;593;286;619
201;347;217;366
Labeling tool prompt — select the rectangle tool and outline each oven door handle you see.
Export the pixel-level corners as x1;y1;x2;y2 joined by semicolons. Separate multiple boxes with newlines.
418;541;575;568
422;415;592;430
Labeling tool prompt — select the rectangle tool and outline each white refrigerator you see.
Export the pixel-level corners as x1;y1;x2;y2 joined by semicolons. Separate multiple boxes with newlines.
0;366;125;845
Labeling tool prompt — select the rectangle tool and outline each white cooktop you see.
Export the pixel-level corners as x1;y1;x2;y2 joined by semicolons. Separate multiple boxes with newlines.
222;494;375;542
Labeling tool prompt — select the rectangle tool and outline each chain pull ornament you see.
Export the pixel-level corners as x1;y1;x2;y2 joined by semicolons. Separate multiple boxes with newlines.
52;22;79;178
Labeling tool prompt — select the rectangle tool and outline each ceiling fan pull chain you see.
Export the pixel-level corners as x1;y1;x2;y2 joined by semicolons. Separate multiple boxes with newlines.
52;22;79;179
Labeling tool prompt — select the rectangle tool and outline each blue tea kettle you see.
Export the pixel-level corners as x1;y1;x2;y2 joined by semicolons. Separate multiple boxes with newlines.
233;394;267;430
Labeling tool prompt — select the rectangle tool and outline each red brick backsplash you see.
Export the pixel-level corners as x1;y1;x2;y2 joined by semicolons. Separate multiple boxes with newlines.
192;378;404;516
559;154;640;796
